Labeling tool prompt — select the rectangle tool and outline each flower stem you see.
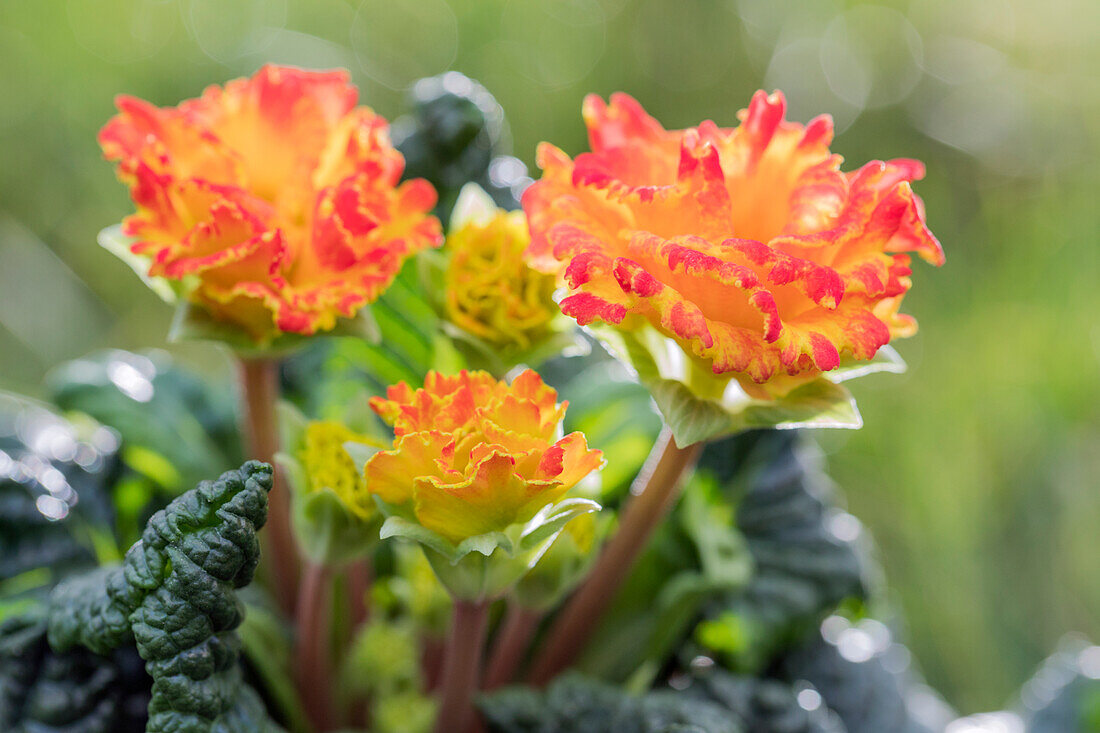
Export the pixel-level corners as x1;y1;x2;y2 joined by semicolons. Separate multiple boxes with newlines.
527;427;703;685
296;561;335;732
346;557;373;631
345;558;373;729
483;603;542;690
435;599;490;733
237;356;299;616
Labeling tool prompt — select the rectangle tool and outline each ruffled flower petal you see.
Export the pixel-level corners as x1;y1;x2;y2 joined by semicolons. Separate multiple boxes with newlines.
365;370;601;544
524;90;943;397
100;65;443;342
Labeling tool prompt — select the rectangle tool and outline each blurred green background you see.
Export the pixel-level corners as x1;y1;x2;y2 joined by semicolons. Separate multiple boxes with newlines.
0;0;1096;714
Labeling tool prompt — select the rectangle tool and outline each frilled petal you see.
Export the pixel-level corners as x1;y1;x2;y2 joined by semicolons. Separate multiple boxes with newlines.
366;431;456;505
365;370;602;543
100;65;442;342
413;451;562;543
444;206;558;350
523;90;943;396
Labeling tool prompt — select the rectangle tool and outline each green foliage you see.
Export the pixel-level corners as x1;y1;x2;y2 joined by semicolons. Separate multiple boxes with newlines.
0;607;151;733
235;589;310;733
781;624;949;733
576;430;864;685
0;394;120;591
694;431;869;672
682;668;844;733
378;496;599;601
479;673;741;733
393;72;527;221
45;461;280;733
1018;640;1100;733
593;326;864;448
47;349;241;495
343;616;436;733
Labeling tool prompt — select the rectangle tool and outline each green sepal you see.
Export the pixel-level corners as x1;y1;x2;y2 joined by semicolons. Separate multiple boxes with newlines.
594;325;863;447
168;300;381;358
439;320;587;380
289;487;382;566
511;511;613;612
827;343;906;382
377;497;600;601
275;404;382;566
342;440;383;477
98;224;180;304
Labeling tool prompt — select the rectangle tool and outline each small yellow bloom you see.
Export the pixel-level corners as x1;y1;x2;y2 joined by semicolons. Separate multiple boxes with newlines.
299;420;376;520
365;370;602;544
444;208;557;351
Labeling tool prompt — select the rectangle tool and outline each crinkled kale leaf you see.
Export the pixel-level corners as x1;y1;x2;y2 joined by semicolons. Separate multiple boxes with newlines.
0;607;150;733
479;673;740;733
45;461;281;732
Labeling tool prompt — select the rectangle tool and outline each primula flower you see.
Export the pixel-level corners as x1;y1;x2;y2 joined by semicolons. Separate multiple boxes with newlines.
524;91;944;399
444;206;556;352
99;65;443;341
365;370;602;544
298;420;376;520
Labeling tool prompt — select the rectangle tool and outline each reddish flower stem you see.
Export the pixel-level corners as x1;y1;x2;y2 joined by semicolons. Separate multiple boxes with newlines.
527;427;703;685
346;558;373;630
237;357;299;616
296;561;336;732
435;599;490;733
483;603;542;690
345;558;374;729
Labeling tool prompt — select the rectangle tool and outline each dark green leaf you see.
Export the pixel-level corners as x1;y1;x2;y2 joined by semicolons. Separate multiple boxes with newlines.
695;431;870;672
782;623;949;733
479;673;741;733
0;606;150;732
1018;640;1100;733
682;668;845;733
46;462;281;732
393;73;523;222
47;349;241;497
0;394;120;589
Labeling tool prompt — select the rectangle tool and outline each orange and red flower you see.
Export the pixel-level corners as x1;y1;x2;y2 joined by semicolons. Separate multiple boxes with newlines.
100;65;442;340
365;370;602;544
524;91;944;398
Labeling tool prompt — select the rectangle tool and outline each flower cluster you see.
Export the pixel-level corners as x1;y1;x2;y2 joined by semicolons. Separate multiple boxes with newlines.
523;91;944;398
99;65;442;341
365;370;602;544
